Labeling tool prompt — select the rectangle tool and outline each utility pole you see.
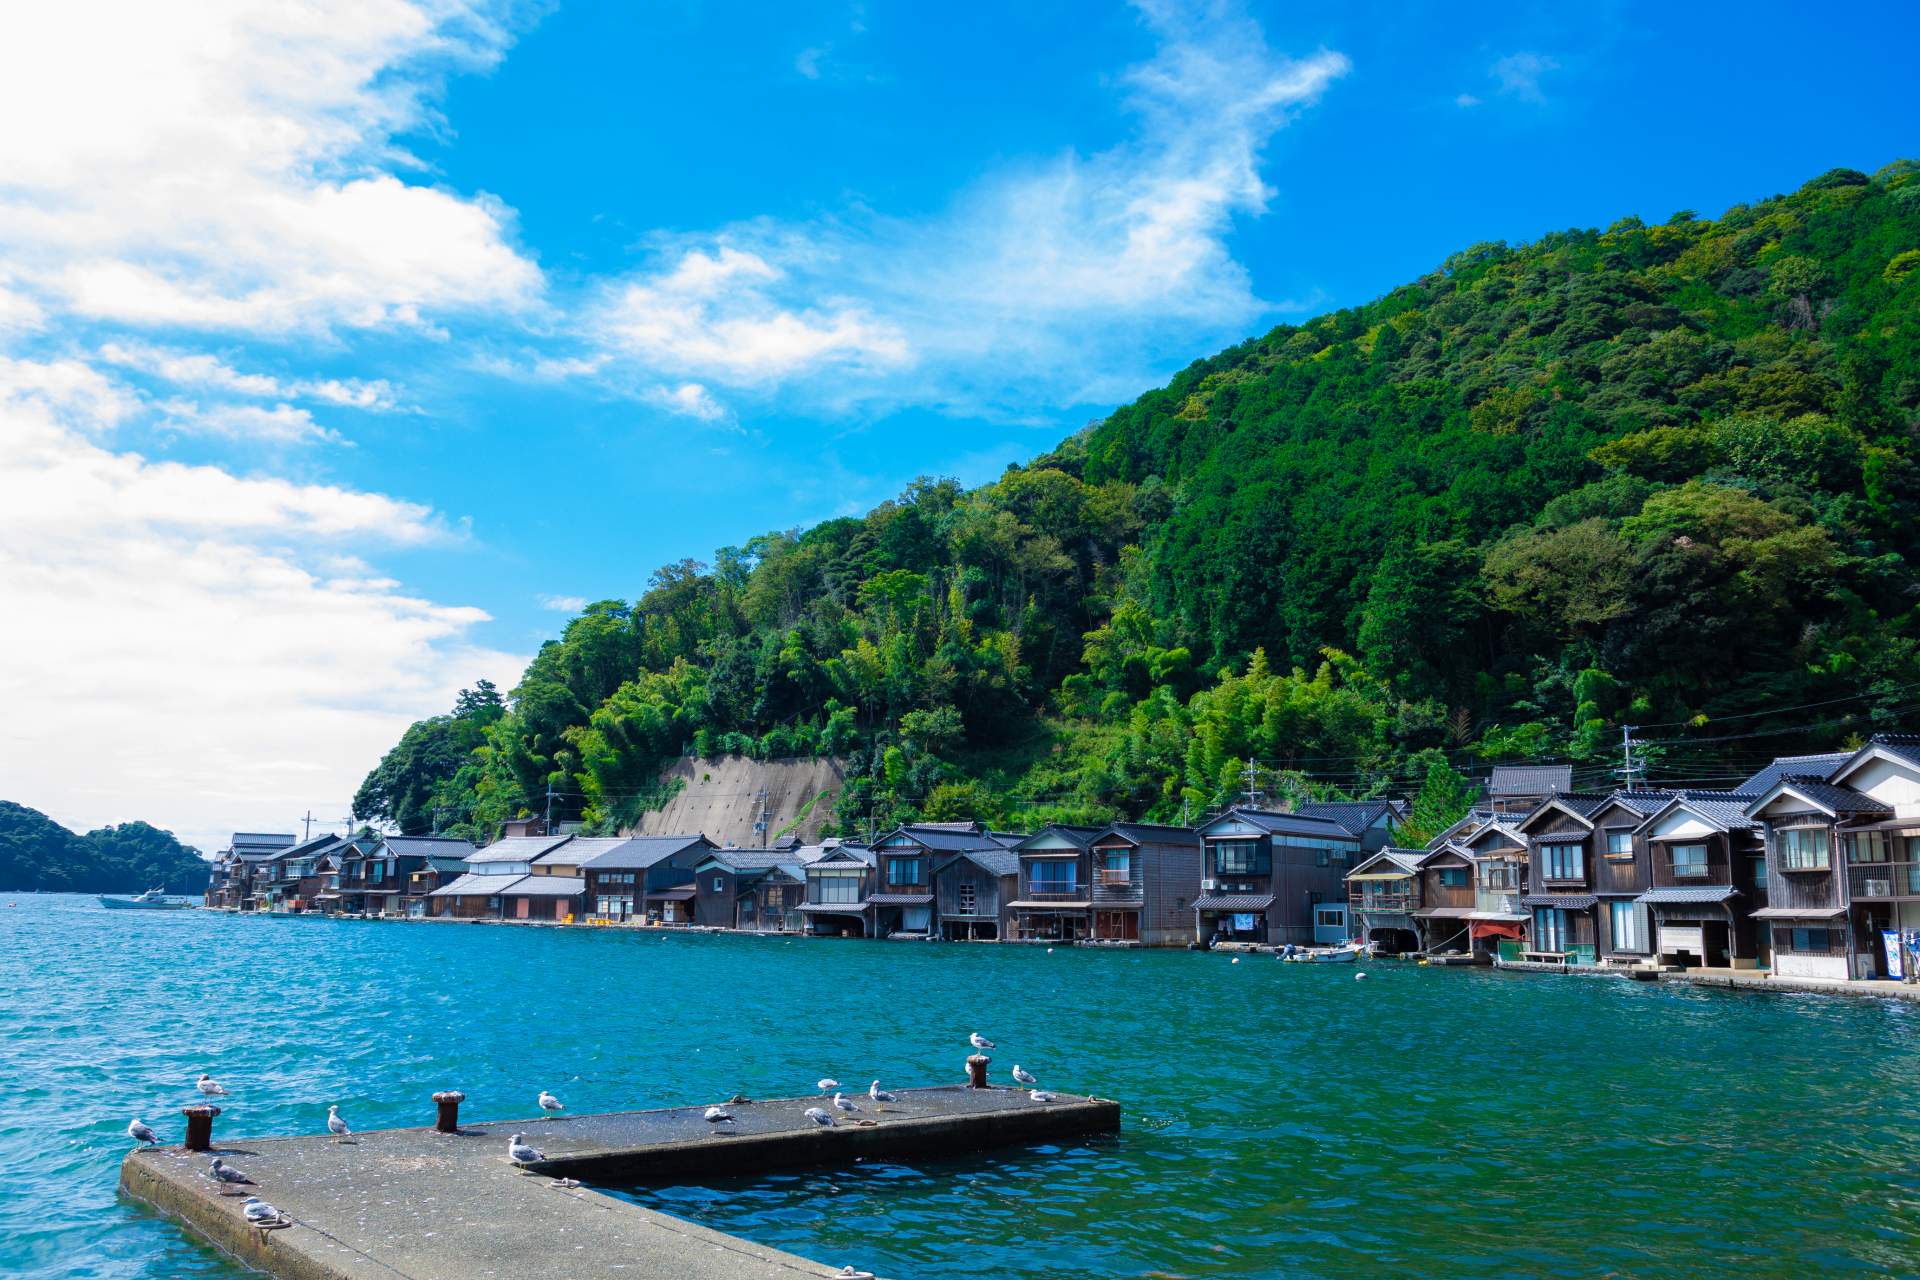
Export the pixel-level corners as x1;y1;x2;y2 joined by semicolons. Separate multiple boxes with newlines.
1243;760;1265;810
753;787;770;845
1618;724;1642;789
544;780;554;832
300;810;313;841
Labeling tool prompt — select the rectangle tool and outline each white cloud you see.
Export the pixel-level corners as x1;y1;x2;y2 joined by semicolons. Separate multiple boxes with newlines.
160;400;341;445
0;3;543;338
584;0;1348;416
642;381;732;423
795;46;826;79
99;341;403;411
1489;51;1559;104
539;594;587;612
0;358;520;855
1455;93;1482;108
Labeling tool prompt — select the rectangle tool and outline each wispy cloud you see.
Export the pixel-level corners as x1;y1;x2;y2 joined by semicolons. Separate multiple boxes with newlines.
1489;51;1559;104
795;46;827;79
538;594;587;612
642;381;734;423
99;341;403;411
580;0;1349;418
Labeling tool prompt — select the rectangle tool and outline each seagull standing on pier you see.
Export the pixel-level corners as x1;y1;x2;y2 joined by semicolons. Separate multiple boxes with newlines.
508;1134;544;1164
1011;1065;1038;1086
704;1105;734;1123
327;1106;351;1143
804;1106;834;1127
868;1081;895;1105
968;1033;995;1051
128;1119;159;1146
832;1091;860;1116
208;1158;253;1185
197;1074;229;1097
816;1077;840;1094
538;1090;564;1113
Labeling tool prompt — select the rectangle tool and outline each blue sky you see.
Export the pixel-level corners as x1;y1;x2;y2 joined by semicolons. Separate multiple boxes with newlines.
1;0;1914;850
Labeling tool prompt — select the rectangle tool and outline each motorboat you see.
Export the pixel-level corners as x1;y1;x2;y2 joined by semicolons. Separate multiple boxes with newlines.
1281;941;1366;963
97;888;192;911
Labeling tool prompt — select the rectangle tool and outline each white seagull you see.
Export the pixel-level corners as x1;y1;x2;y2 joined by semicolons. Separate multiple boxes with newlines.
241;1196;284;1225
128;1119;159;1146
538;1090;565;1113
968;1033;995;1051
868;1080;896;1105
1029;1089;1057;1103
816;1077;840;1094
197;1074;230;1097
803;1106;835;1127
508;1133;544;1164
326;1106;351;1142
832;1091;860;1115
1011;1065;1038;1086
208;1158;252;1185
704;1105;734;1123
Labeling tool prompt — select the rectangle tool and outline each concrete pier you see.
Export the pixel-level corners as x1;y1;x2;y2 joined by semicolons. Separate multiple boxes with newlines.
120;1086;1121;1279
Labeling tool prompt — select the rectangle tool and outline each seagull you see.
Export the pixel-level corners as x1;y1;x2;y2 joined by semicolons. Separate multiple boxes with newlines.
832;1091;859;1115
241;1196;284;1225
538;1090;564;1113
326;1106;351;1142
1029;1089;1057;1103
208;1158;252;1185
508;1134;544;1164
128;1119;159;1146
197;1074;230;1097
704;1105;734;1123
1011;1065;1038;1086
803;1106;834;1127
968;1033;995;1051
868;1080;896;1105
816;1077;840;1094
835;1269;877;1279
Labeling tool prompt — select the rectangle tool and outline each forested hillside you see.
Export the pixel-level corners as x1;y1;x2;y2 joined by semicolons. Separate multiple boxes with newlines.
360;162;1920;843
0;803;209;894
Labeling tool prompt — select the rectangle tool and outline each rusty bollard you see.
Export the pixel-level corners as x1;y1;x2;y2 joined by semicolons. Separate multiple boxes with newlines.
966;1054;990;1089
433;1090;466;1134
182;1104;222;1151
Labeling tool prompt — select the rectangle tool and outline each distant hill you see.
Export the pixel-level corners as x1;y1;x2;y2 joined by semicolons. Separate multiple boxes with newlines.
0;802;209;894
359;161;1920;839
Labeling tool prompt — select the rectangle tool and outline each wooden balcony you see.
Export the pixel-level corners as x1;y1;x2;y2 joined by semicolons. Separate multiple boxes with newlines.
1351;891;1416;913
1095;868;1133;886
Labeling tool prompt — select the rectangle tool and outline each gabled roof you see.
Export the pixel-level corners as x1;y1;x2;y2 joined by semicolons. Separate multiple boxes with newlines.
428;871;525;897
1633;791;1760;836
1515;793;1612;833
874;824;1013;854
1605;791;1677;818
1014;824;1104;853
1089;822;1201;849
947;848;1020;878
1294;800;1396;837
378;835;476;858
1741;775;1890;820
1348;848;1424;879
1490;764;1573;796
1827;733;1920;790
1198;807;1356;841
278;833;348;860
581;835;711;871
1735;751;1852;796
695;847;792;873
808;843;874;867
469;834;574;863
230;832;295;852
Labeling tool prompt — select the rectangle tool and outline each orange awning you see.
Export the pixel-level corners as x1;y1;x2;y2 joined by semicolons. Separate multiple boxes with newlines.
1470;920;1525;940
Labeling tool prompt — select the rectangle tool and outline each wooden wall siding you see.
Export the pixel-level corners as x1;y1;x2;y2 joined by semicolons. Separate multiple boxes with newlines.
935;861;1003;921
1268;843;1355;945
1650;832;1735;887
1142;839;1204;944
694;868;736;928
1088;841;1143;905
1533;812;1593;837
1593;848;1646;896
1420;872;1474;909
1019;850;1090;898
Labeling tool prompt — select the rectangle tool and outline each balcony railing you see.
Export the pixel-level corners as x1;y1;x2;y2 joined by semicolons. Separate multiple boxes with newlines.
1848;861;1920;901
1352;892;1416;913
1024;885;1084;900
1095;868;1134;886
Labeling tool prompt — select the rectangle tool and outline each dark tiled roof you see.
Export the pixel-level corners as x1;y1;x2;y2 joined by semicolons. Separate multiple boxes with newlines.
1606;791;1677;817
954;849;1020;877
579;835;709;870
1094;822;1201;848
1736;752;1852;796
1203;808;1355;841
1193;893;1276;910
379;835;475;857
1770;776;1891;815
698;847;789;871
1491;764;1573;795
509;875;585;897
866;893;935;905
1294;800;1394;836
1639;886;1739;904
1867;733;1920;769
470;834;574;863
1015;824;1104;852
879;825;1012;854
1649;793;1761;831
1521;893;1598;909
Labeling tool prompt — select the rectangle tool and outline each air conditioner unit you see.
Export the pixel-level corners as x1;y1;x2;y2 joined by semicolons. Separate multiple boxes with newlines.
1202;879;1218;891
1864;878;1892;898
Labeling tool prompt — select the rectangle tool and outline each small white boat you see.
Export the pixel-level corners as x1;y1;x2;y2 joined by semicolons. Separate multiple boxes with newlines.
98;888;191;911
1283;941;1366;963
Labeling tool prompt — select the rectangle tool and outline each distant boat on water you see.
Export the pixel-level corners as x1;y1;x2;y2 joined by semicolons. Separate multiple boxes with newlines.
97;888;192;911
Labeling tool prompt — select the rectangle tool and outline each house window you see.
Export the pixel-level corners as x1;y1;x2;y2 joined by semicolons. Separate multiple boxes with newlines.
886;857;923;886
1439;867;1468;888
1778;828;1829;871
1608;901;1646;952
1316;907;1345;928
711;875;725;892
958;882;977;914
1533;907;1568;953
1031;861;1078;895
1098;850;1132;884
810;870;863;904
1847;831;1892;864
1541;844;1584;881
1670;844;1709;878
1213;841;1267;876
1789;926;1837;953
1751;857;1768;888
1604;830;1633;860
1480;861;1516;890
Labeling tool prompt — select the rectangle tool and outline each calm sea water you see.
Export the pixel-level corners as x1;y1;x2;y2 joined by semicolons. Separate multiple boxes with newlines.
5;894;1920;1279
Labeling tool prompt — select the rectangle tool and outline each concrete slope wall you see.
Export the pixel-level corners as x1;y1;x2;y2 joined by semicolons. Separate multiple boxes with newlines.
630;755;846;847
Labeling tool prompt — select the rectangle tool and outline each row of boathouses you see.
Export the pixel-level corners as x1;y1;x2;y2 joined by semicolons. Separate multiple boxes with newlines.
205;733;1920;979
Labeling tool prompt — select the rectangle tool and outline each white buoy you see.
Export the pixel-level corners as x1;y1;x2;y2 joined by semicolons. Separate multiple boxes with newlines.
1230;957;1240;964
1355;971;1368;981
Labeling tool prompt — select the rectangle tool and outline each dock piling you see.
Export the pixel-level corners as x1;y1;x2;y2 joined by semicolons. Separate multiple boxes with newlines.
181;1104;221;1152
433;1090;465;1134
965;1054;989;1088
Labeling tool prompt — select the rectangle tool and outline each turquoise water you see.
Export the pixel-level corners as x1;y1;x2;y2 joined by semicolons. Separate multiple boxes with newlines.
5;895;1920;1279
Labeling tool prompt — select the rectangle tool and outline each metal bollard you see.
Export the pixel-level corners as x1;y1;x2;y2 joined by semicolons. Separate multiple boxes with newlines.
182;1104;222;1151
433;1090;466;1134
966;1054;990;1089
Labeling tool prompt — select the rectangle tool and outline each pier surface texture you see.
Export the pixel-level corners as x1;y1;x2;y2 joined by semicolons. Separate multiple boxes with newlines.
120;1085;1120;1280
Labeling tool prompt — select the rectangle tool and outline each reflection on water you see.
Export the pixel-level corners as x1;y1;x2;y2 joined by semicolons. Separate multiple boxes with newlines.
4;894;1919;1279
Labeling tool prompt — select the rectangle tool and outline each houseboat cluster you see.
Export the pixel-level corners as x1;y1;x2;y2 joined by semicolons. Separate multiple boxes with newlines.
204;733;1920;981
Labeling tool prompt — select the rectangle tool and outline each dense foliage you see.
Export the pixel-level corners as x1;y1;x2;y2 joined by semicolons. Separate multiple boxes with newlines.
360;163;1920;841
0;802;209;893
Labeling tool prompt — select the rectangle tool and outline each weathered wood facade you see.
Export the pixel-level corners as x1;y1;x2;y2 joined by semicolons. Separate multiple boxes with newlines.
1085;822;1203;946
1194;808;1358;946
